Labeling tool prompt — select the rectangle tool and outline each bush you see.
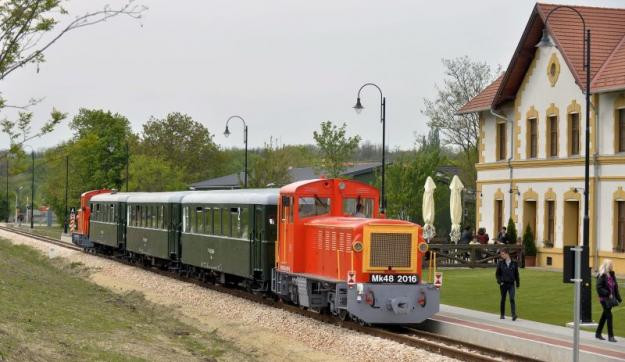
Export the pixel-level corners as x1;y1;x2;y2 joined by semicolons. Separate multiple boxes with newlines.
505;218;517;245
523;224;537;256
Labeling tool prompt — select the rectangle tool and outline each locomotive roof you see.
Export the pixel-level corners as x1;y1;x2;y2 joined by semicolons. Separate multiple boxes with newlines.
90;192;143;202
126;191;194;203
182;188;279;205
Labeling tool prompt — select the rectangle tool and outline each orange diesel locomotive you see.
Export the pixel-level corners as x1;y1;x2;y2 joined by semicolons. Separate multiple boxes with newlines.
272;179;439;324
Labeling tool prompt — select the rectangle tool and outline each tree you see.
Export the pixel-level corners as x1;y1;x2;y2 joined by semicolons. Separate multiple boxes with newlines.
505;218;518;245
383;128;446;224
422;56;500;188
248;138;292;188
523;224;537;257
127;154;186;192
139;112;223;184
0;0;146;147
40;109;132;220
312;121;361;178
69;109;131;188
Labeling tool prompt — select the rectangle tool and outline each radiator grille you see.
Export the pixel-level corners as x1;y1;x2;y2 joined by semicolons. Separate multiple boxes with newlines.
369;232;412;268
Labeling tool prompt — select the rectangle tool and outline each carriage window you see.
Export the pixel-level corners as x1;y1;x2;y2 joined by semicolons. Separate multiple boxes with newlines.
190;207;196;233
240;207;249;239
223;208;232;237
204;208;212;234
231;208;240;237
159;205;165;229
143;205;148;228
195;207;203;234
343;198;374;218
298;197;331;219
214;208;222;235
151;205;157;228
146;206;152;228
129;205;135;226
230;207;248;239
184;206;190;232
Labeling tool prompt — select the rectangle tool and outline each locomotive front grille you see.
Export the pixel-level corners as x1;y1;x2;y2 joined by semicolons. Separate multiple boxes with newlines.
362;224;419;272
369;232;412;268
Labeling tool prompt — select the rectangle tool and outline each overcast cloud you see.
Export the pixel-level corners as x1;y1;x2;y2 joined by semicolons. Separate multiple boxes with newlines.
4;0;624;151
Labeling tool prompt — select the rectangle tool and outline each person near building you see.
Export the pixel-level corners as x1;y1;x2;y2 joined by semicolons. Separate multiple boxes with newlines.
496;248;520;321
596;259;621;342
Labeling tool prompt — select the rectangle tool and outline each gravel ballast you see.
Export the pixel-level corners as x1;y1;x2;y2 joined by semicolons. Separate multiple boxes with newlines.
0;229;457;362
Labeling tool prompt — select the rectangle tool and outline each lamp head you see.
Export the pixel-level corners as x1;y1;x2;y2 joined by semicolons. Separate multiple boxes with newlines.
224;125;231;138
536;28;553;48
353;97;364;114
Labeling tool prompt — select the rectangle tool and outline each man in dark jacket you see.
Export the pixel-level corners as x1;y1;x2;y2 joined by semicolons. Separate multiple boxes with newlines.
496;248;520;320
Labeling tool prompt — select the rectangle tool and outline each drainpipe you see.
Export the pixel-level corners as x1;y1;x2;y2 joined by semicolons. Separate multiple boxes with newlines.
490;108;514;221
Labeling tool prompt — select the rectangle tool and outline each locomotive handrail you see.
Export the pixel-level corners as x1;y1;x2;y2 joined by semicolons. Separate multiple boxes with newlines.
426;244;524;268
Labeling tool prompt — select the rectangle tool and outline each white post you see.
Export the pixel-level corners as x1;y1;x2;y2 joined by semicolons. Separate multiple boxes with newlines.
572;246;582;362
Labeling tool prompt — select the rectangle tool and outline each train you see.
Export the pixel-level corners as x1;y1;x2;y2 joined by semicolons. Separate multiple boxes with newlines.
72;178;439;325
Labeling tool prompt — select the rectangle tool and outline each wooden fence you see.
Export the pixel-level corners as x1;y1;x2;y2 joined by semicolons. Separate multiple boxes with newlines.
426;244;523;268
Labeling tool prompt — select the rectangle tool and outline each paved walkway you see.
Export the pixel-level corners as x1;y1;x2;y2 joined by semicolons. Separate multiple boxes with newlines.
431;304;625;361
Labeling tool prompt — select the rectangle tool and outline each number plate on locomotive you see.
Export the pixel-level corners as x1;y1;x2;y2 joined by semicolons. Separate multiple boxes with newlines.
370;274;418;284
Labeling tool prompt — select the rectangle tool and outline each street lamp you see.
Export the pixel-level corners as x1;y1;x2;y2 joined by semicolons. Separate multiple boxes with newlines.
224;115;248;188
353;83;386;212
537;5;591;361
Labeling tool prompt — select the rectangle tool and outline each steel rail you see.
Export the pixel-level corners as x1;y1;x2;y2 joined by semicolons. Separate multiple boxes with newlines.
0;225;540;362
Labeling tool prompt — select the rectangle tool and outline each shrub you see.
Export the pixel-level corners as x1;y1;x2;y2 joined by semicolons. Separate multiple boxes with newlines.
505;218;517;245
523;224;537;256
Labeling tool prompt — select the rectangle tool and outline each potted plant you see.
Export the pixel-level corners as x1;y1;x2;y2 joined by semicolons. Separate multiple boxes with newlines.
523;224;537;267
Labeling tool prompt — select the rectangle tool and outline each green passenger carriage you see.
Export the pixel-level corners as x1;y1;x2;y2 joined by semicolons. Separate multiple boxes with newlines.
126;192;193;261
180;189;278;289
89;192;134;249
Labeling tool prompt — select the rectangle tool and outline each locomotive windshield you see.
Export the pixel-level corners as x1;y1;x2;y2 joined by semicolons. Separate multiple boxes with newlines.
343;197;374;218
298;196;331;219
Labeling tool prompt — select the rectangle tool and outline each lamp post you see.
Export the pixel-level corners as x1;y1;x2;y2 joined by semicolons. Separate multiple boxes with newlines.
29;148;34;229
224;115;248;188
64;155;69;234
5;156;8;223
537;6;591;361
15;186;23;224
353;83;386;212
126;141;129;192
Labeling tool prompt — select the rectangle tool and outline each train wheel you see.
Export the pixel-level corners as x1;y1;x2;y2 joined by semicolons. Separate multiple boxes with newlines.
338;309;348;321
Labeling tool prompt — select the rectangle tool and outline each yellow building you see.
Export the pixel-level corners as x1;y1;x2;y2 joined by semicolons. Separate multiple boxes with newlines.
459;3;625;270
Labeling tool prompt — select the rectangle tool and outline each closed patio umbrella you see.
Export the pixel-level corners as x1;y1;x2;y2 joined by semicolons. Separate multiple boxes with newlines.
422;176;436;242
449;175;464;244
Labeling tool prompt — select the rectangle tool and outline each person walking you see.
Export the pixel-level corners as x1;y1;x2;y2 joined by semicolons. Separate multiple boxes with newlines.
596;259;621;342
496;248;520;320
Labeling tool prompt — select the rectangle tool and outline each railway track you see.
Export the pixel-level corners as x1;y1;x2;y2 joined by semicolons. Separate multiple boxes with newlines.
0;225;540;362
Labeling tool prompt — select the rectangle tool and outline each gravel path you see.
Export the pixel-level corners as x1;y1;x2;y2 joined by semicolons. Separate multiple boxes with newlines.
1;229;457;362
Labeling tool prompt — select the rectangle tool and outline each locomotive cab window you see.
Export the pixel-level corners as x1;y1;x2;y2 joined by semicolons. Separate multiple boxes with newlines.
343;198;374;218
281;196;294;223
298;196;330;219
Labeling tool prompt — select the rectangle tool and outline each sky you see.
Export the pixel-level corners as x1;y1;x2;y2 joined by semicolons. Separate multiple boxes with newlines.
4;0;625;152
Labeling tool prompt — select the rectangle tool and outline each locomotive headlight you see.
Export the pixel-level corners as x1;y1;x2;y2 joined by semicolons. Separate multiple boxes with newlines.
352;241;363;252
418;242;429;253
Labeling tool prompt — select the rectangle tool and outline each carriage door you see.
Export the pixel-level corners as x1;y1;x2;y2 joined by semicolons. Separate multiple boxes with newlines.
253;205;264;277
118;202;127;248
168;204;179;259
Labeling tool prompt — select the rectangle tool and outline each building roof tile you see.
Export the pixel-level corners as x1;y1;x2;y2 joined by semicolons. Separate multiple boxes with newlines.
460;3;625;114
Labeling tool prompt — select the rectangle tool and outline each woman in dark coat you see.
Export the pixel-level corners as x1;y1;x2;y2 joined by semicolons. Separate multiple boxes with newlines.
596;259;622;342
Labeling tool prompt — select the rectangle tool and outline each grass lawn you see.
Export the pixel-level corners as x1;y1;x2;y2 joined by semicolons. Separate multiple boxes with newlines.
0;238;248;361
425;268;625;337
10;224;64;240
